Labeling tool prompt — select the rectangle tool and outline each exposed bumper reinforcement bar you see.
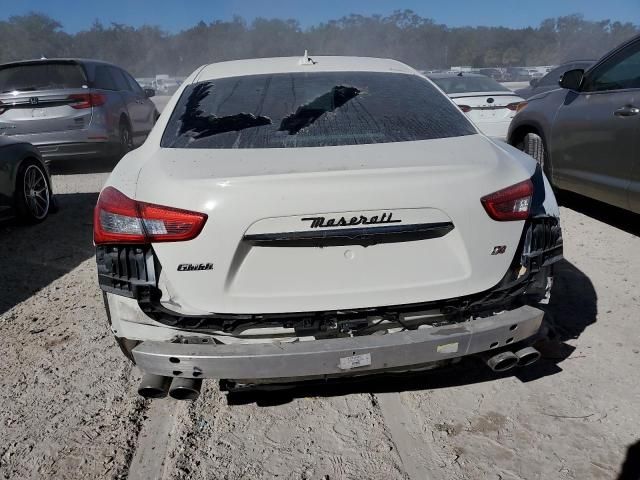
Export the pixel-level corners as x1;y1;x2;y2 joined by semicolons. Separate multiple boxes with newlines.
132;305;544;382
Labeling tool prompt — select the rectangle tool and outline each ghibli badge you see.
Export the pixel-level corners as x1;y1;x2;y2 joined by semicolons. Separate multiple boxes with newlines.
177;263;214;271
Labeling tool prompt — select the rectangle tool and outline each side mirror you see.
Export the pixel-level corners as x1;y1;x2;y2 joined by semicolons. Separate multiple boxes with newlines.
559;69;584;91
529;78;538;87
144;88;155;98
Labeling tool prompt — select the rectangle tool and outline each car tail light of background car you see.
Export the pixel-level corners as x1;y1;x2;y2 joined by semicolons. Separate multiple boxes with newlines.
93;186;208;244
458;104;472;112
68;93;107;109
506;102;522;111
481;179;534;221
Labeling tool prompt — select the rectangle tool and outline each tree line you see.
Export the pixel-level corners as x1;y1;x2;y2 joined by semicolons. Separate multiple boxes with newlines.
0;11;637;76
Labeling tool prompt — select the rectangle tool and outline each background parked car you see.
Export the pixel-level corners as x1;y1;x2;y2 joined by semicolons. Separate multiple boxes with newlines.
508;35;640;213
429;72;525;139
478;68;504;81
504;67;531;81
152;75;180;94
0;137;54;222
515;60;595;98
0;58;159;163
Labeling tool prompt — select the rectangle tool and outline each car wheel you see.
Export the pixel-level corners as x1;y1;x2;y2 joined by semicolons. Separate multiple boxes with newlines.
119;121;134;156
522;133;546;168
15;160;51;223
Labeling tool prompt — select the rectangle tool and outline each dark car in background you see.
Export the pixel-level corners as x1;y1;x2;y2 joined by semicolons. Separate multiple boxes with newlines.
508;35;640;214
0;59;158;163
515;60;595;98
0;137;53;222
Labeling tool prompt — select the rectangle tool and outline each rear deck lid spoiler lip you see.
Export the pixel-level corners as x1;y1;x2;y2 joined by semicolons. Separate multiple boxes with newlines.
242;221;455;247
449;92;519;98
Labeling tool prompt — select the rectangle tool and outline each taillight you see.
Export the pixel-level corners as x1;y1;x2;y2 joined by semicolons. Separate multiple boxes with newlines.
68;93;106;109
515;101;528;114
458;105;472;113
481;179;534;221
93;187;207;244
506;102;521;111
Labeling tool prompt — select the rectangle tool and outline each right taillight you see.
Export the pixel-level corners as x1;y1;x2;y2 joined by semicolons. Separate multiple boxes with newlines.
68;93;107;109
515;101;528;114
481;179;533;221
94;187;208;244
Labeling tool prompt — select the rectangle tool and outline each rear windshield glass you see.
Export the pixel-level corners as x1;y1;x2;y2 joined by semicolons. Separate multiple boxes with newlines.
430;75;510;94
0;62;87;93
161;71;476;149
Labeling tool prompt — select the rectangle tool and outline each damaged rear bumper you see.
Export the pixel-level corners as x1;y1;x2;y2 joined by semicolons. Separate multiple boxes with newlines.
132;304;544;382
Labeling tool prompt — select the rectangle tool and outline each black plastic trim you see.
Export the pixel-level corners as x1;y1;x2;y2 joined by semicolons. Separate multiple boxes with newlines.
243;222;455;247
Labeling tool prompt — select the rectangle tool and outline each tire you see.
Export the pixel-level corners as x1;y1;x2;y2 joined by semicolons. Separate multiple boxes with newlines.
15;160;51;223
522;133;546;170
118;120;134;157
518;132;555;183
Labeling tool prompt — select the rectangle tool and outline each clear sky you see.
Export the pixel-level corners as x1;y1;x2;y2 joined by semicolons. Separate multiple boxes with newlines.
1;0;638;32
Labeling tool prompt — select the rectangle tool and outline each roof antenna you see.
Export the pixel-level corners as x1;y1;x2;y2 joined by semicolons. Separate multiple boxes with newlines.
299;50;316;65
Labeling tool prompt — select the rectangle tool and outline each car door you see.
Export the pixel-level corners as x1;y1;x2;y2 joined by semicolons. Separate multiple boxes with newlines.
629;138;640;213
550;40;640;210
122;70;156;140
108;67;145;146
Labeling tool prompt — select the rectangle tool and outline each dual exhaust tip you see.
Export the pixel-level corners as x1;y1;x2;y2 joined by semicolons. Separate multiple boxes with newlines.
138;374;202;400
484;346;541;373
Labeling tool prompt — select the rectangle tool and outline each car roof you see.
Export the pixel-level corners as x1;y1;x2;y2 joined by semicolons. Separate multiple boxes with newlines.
0;58;122;69
195;56;417;82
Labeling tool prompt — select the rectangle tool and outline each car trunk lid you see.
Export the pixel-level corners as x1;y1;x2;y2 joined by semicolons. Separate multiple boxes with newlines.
0;61;92;136
135;135;534;314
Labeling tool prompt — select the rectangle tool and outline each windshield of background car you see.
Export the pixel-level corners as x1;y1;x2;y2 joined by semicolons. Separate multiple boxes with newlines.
0;62;87;93
430;75;511;94
161;71;476;149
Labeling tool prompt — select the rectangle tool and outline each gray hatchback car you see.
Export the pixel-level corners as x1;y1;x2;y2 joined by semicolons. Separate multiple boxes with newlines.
0;59;158;162
509;35;640;214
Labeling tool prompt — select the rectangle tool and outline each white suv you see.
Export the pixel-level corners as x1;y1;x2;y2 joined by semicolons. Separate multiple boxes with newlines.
94;56;563;400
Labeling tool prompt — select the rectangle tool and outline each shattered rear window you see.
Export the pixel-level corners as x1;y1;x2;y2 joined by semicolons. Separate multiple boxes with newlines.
161;71;476;149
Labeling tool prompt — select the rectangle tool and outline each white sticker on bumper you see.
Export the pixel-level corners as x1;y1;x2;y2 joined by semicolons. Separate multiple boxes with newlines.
339;353;372;370
437;342;459;354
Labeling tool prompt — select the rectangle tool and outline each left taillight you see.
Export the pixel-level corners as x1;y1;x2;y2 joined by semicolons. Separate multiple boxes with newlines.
481;179;534;221
68;93;107;109
93;187;208;244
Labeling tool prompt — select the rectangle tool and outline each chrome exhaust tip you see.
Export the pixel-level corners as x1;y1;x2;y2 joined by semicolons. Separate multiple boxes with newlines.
169;377;202;400
485;351;519;372
515;346;541;366
138;373;171;399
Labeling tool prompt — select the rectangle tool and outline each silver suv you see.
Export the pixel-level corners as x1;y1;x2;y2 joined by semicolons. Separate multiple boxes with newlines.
0;59;158;162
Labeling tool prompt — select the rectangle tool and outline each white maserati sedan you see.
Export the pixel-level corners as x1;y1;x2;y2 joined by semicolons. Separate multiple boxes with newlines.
94;55;563;400
429;72;525;140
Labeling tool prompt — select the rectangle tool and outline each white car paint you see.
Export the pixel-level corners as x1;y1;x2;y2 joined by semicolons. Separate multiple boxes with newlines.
98;56;558;342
